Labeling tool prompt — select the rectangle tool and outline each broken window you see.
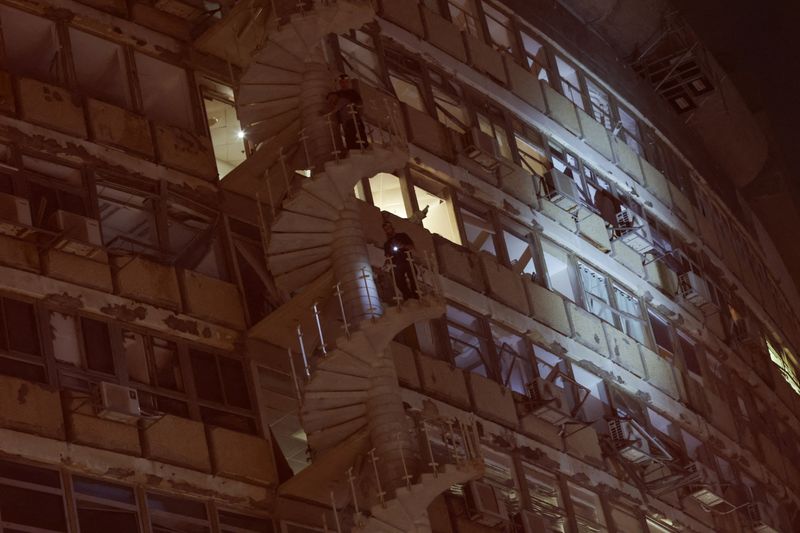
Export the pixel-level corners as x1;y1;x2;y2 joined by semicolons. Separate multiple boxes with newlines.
25;156;89;229
0;6;61;83
96;180;160;255
0;297;45;382
617;105;643;156
521;31;550;81
491;324;532;393
554;55;584;110
338;31;384;89
50;311;82;367
578;263;614;324
167;199;227;279
68;28;130;108
648;310;674;358
123;330;183;392
368;172;408;218
572;365;608;423
200;78;246;179
567;483;607;532
458;203;496;255
502;227;536;277
134;52;194;130
147;492;211;533
389;74;426;113
445;304;493;379
541;239;575;301
767;339;800;395
476;111;512;160
73;476;139;533
520;462;564;528
430;71;469;133
613;285;646;344
411;171;461;244
585;78;612;128
0;459;67;531
81;317;114;375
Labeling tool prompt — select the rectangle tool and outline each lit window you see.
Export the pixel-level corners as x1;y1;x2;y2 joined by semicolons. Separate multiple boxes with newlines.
491;323;532;393
370;172;408;218
502;229;536;277
482;1;514;52
447;0;481;38
767;339;800;395
413;182;460;244
459;204;496;255
541;240;575;301
521;31;550;81
555;56;584;109
203;88;246;178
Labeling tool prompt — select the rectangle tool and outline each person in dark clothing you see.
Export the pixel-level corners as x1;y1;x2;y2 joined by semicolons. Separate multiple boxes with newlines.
383;220;417;300
333;75;368;151
594;187;624;237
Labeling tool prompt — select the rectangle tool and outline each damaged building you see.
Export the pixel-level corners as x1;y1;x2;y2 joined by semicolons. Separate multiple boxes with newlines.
0;0;797;531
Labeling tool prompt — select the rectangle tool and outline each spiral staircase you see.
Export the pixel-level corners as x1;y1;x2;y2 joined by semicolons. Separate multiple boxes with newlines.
207;0;486;529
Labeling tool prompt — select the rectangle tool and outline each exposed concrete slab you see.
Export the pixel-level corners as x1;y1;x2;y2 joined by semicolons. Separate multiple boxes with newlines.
576;107;612;161
142;414;211;472
18;78;87;138
612;138;644;185
209;427;277;486
114;255;181;310
542;83;580;135
505;55;545;112
604;323;645;378
465;33;506;84
379;0;423;36
479;253;529;315
609;239;644;277
576;210;611;251
567;302;609;357
524;279;571;336
390;341;420;389
421;8;467;63
181;269;246;329
641;158;672;207
44;250;113;293
64;391;141;456
640;345;679;399
0;234;40;272
467;373;518;428
418;355;470;408
435;238;485;293
87;98;154;157
154;123;217;180
0;376;63;439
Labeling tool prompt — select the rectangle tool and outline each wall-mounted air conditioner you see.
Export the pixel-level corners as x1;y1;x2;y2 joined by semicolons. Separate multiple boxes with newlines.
528;377;574;425
678;271;714;308
615;208;655;253
95;381;141;423
607;419;652;465
463;127;501;171
0;192;33;238
747;502;780;533
542;169;580;211
49;209;103;258
466;480;509;527
686;460;728;509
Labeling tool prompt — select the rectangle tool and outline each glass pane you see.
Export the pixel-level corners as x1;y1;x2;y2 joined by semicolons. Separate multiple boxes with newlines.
448;0;480;37
579;264;613;323
460;207;496;255
389;75;425;112
190;350;223;403
503;230;535;276
648;311;673;355
585;78;611;128
447;306;489;377
482;1;513;52
369;173;407;218
0;483;67;531
219;357;251;409
4;299;40;356
614;286;645;344
73;476;136;504
153;338;182;391
515;135;548;176
541;240;575;301
77;500;138;533
414;185;461;244
555;56;583;109
521;32;549;81
0;6;59;82
205;97;246;178
51;312;81;366
123;330;150;384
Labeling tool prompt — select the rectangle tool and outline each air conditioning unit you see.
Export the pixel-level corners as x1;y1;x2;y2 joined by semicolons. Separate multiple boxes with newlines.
463;127;501;171
542;169;579;211
678;271;713;308
49;210;103;258
528;377;573;425
0;192;33;238
607;419;651;465
747;502;780;533
95;382;140;422
466;480;509;527
686;460;728;509
521;509;564;533
615;209;655;253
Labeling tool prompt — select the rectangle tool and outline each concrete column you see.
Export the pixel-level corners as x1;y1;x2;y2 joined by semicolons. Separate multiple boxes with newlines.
366;353;418;495
299;61;336;171
330;197;383;326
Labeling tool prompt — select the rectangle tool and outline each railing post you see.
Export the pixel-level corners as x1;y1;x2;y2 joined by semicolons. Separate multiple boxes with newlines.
346;467;360;515
279;147;290;192
333;282;350;338
397;432;413;489
296;324;310;377
329;492;342;533
348;103;366;152
325;113;341;162
299;128;312;171
287;348;303;403
368;448;386;508
386;256;403;308
312;301;327;355
421;421;439;478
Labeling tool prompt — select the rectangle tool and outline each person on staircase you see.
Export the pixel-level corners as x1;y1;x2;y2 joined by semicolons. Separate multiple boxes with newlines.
383;220;418;301
328;74;368;152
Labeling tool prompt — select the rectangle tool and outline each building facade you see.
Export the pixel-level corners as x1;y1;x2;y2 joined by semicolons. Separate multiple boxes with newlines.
0;0;797;532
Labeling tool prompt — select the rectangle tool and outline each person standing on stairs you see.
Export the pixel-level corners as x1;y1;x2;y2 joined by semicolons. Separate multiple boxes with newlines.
327;74;368;152
383;220;418;301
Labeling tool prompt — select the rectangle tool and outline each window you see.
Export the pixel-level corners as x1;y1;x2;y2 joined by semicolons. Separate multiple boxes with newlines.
338;31;383;88
148;492;211;533
612;285;646;344
0;459;67;531
502;227;536;277
481;1;514;53
458;204;496;255
617;106;643;156
81;317;114;375
69;28;129;108
767;339;800;395
521;463;564;530
389;74;426;113
218;510;274;532
134;52;194;130
678;333;701;376
585;78;612;128
430;71;469;133
541;239;575;301
96;180;159;255
514;132;548;177
476;112;512;159
167;199;227;279
521;31;549;81
203;84;246;178
369;172;408;218
648;310;674;357
447;0;481;38
0;297;45;382
190;349;255;432
578;263;613;323
555;56;584;109
491;323;532;393
568;483;606;532
444;305;493;379
411;172;461;244
0;6;61;82
73;476;139;533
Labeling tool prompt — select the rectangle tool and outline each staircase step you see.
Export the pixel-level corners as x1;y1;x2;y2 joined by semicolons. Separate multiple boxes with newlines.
238;99;300;127
243;112;302;147
303;389;367;411
307;416;368;451
272;210;336;233
304;369;371;393
315;351;371;377
256;39;305;72
241;62;304;85
268;245;331;276
269;231;333;254
274;259;330;292
269;24;313;62
303;173;345;211
283;189;340;221
238;84;302;108
301;403;366;433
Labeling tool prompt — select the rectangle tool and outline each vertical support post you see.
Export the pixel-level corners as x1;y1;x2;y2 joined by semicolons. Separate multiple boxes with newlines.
333;282;350;338
348;103;366;152
326;113;341;162
397;432;413;489
422;421;439;478
297;324;310;377
368;448;386;507
312;302;327;355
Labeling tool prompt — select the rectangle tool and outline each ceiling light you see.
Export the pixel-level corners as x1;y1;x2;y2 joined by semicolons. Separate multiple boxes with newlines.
237;130;245;139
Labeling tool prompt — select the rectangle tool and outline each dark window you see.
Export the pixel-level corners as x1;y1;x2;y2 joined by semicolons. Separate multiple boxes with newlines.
74;477;138;533
147;492;210;533
0;460;67;531
191;350;224;403
81;318;114;374
648;310;674;356
219;510;274;532
4;298;40;355
219;357;250;409
679;334;702;376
